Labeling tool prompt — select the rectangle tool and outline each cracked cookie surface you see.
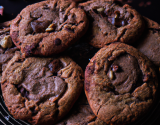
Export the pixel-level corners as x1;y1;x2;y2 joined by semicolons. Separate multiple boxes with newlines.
0;25;19;82
10;0;88;57
79;0;144;48
85;42;158;125
56;92;107;125
0;46;19;82
136;17;160;67
1;51;84;125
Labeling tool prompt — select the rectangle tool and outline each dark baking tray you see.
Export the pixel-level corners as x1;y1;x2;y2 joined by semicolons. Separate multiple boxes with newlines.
0;0;160;125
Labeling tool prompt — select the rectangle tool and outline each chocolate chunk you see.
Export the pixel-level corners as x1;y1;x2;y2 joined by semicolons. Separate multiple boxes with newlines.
104;10;129;27
108;16;128;27
15;84;29;98
65;27;74;33
54;38;61;46
48;59;63;74
31;20;51;33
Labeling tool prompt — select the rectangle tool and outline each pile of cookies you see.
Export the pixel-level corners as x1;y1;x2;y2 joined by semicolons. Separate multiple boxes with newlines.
0;0;159;125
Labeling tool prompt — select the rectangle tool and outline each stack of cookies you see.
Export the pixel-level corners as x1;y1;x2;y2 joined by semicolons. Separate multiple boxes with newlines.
0;0;159;125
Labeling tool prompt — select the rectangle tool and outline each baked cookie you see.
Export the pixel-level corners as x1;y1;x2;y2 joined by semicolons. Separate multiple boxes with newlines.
85;42;158;125
0;25;19;82
10;0;88;57
0;46;19;82
136;17;160;67
79;0;145;48
1;51;84;125
56;92;107;125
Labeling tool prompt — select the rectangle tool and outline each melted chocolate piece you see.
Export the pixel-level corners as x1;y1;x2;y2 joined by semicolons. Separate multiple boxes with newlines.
108;16;128;27
48;59;63;75
111;54;142;94
54;38;62;45
16;84;29;98
31;20;51;33
103;9;129;27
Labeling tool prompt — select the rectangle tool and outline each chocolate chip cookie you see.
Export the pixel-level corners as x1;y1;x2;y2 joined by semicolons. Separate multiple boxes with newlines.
0;25;19;82
1;51;84;125
136;17;160;67
10;0;88;57
85;42;158;125
0;46;19;82
79;0;145;48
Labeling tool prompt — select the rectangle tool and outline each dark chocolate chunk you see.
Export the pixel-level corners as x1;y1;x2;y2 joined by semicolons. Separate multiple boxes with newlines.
54;38;62;45
31;20;51;33
48;59;63;74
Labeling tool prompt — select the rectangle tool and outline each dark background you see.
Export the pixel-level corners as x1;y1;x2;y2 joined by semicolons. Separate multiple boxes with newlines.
0;0;160;125
0;0;160;24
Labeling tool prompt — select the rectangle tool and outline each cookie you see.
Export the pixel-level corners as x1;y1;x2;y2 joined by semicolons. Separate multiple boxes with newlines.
0;46;19;82
136;17;160;67
85;42;158;125
79;0;145;48
0;25;19;82
56;92;107;125
1;51;84;125
10;0;88;57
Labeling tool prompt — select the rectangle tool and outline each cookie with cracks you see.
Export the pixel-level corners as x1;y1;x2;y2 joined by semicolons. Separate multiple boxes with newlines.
1;51;84;125
85;42;158;125
10;0;88;57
